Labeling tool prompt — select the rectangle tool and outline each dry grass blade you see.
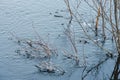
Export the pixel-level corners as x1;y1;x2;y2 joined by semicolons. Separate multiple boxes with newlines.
64;28;77;54
95;7;100;36
110;55;120;79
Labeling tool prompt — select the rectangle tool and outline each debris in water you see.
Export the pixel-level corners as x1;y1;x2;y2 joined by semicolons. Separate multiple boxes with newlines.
35;61;65;75
54;15;63;18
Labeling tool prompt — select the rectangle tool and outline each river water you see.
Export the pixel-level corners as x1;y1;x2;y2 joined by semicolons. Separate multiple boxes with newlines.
0;0;66;80
0;0;118;80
